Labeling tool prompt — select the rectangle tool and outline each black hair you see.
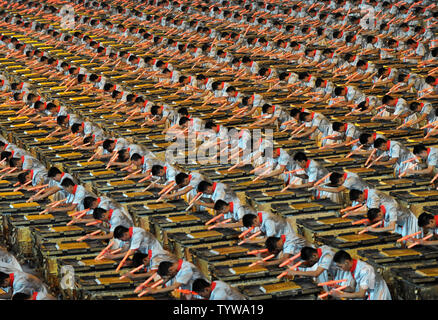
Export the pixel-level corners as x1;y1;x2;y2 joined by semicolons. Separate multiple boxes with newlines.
71;123;82;134
0;271;8;283
333;250;351;263
349;189;363;201
11;292;31;300
373;138;386;149
300;246;317;261
242;213;257;228
132;251;148;267
382;95;394;105
192;278;210;294
57;115;67;126
412;144;427;155
9;157;21;168
262;104;272;113
83;196;97;209
175;172;188;185
17;171;29;185
151;165;164;176
329;172;343;185
418;212;434;228
130;153;142;162
425;76;436;85
367;208;381;222
293;151;307;162
332;122;343;131
47;167;61;178
93;207;107;220
60;178;75;188
113;225;129;239
265;236;280;253
359;133;371;145
157;261;173;277
179;117;190;126
197;181;212;193
102;139;114;151
214;199;228;211
334;87;344;96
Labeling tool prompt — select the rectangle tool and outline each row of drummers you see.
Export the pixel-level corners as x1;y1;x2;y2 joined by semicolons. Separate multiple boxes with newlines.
2;0;438;138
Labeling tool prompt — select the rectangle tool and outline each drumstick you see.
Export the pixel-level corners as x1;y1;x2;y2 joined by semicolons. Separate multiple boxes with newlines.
157;184;177;201
342;205;364;218
280;177;300;192
142;177;160;191
134;271;157;293
397;231;422;242
311;173;332;188
407;234;433;248
279;252;301;268
115;250;131;272
27;184;49;191
430;173;438;184
205;213;224;225
351;218;369;225
66;211;87;224
85;220;102;226
123;169;142;180
318;284;348;299
238;230;262;245
69;209;90;217
288;261;303;270
13;180;32;192
120;264;145;279
358;221;383;234
95;240;114;260
399;163;417;178
283;168;305;175
158;181;176;195
318;279;347;287
340;203;363;213
239;226;255;239
248;254;275;268
27;187;47;202
247;249;269;255
139;174;153;183
346;145;363;158
366;154;385;168
76;230;101;242
208;218;232;230
188;192;203;205
364;149;376;166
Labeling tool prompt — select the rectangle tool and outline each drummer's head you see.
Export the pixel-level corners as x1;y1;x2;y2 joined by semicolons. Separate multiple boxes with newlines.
197;181;214;194
192;278;212;299
242;213;260;228
412;144;428;159
367;208;384;223
329;172;344;186
157;261;179;279
349;189;365;203
0;272;11;288
418;213;437;232
293;151;308;168
265;236;283;255
113;226;131;241
300;247;321;267
359;133;373;146
373;138;388;151
214;200;230;215
333;250;353;272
